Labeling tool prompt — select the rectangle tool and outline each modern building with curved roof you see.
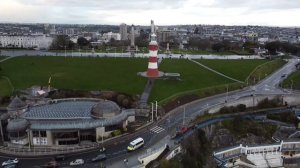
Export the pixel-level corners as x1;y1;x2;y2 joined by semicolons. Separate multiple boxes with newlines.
2;98;135;146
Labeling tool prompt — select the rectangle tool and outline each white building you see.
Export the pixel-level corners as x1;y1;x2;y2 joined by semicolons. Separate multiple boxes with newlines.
63;28;75;36
258;37;269;45
0;35;53;50
119;23;128;41
103;32;121;43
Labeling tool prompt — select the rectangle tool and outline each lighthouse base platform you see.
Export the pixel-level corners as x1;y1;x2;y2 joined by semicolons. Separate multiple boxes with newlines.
137;71;165;78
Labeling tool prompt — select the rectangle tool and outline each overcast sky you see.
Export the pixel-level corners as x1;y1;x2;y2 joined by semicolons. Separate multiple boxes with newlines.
0;0;300;26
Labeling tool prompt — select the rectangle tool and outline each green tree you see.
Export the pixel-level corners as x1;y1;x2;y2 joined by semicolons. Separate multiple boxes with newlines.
77;37;90;47
50;35;74;50
212;42;223;52
265;41;281;55
181;129;212;168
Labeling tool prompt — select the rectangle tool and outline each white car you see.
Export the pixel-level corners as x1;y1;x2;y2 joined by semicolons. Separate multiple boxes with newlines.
2;158;19;166
70;159;84;166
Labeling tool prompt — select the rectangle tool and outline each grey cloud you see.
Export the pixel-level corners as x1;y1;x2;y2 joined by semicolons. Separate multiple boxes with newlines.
213;0;300;9
16;0;185;10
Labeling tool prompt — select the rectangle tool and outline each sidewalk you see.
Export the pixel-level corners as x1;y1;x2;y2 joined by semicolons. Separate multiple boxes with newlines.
107;135;174;168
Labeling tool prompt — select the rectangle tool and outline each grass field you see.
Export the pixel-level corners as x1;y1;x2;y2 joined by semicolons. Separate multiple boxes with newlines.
169;49;252;55
282;71;300;89
0;56;285;103
0;56;148;96
150;59;234;102
197;59;269;81
0;77;12;96
0;56;7;60
151;59;274;103
246;59;286;85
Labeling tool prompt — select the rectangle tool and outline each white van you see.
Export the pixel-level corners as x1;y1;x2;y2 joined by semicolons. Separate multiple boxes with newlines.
127;137;144;151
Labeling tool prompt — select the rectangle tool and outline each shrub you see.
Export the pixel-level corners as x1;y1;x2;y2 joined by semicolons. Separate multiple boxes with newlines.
111;129;122;137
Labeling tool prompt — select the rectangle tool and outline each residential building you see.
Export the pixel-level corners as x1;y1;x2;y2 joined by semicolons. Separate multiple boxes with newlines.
119;23;128;40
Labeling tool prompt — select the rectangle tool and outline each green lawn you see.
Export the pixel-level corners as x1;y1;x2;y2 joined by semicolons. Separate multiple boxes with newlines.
247;59;287;85
0;56;7;60
170;49;233;55
151;59;285;103
0;56;286;103
0;77;12;96
196;59;269;81
283;71;300;89
150;59;233;102
1;56;148;96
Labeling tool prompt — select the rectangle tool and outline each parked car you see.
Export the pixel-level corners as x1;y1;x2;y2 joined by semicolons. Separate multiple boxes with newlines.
3;164;17;168
54;154;66;161
42;161;59;168
70;159;84;166
2;158;18;167
91;154;107;162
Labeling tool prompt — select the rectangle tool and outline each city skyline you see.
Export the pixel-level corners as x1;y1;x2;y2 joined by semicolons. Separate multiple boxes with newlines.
0;0;300;27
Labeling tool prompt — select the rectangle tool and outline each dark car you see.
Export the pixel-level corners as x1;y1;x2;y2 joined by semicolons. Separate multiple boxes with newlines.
91;154;107;162
42;161;59;168
54;154;66;161
3;164;17;168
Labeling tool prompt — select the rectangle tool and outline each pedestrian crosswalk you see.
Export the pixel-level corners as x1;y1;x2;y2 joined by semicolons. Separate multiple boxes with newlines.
150;126;165;134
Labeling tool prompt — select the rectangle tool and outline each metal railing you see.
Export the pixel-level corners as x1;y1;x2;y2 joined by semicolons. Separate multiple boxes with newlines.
0;143;100;156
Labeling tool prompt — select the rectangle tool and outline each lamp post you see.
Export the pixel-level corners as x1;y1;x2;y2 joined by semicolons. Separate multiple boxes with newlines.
226;84;229;103
151;102;154;122
291;80;294;93
101;122;105;152
27;129;31;151
64;45;66;58
182;106;186;126
48;76;52;92
155;101;158;119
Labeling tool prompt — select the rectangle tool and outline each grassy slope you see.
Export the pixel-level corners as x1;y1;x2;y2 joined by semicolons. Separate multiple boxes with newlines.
283;71;300;89
197;59;269;81
0;56;7;60
0;78;12;96
247;59;287;85
150;59;233;101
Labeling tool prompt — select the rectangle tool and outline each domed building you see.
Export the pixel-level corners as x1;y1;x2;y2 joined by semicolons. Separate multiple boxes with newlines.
7;96;28;117
6;118;29;145
4;98;135;146
91;101;121;119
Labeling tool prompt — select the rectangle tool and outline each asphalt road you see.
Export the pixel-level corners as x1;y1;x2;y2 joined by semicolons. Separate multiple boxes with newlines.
0;58;299;167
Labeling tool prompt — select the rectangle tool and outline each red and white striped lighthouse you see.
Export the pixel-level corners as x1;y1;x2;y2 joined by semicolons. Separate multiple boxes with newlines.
147;36;159;77
138;20;164;78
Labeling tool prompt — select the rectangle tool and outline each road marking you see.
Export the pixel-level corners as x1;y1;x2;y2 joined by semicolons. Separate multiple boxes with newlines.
150;126;165;134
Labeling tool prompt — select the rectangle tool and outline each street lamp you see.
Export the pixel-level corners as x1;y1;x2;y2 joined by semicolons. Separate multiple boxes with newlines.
155;101;158;119
182;105;186;126
26;129;31;151
48;76;52;92
64;45;66;58
151;102;154;122
100;122;105;152
226;84;229;103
